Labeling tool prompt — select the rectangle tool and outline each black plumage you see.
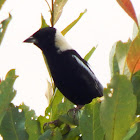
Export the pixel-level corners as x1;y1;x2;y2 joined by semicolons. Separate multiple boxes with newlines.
24;27;103;105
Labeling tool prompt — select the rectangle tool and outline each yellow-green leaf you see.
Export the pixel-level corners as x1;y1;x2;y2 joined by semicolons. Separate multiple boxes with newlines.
0;0;6;10
130;123;140;140
84;47;96;61
61;9;87;36
41;14;49;28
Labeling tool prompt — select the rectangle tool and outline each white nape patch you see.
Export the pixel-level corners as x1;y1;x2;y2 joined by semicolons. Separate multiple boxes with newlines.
55;30;73;52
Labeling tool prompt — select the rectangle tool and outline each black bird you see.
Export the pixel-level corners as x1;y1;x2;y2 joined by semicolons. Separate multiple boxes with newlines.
24;27;103;106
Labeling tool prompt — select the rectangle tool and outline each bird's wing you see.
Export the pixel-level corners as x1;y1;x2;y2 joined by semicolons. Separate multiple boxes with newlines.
71;53;103;96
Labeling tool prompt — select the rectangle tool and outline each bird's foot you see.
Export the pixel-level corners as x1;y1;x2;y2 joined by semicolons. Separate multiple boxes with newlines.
68;105;83;115
67;105;83;124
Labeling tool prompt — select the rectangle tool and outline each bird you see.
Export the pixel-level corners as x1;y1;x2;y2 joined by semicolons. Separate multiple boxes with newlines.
24;27;103;107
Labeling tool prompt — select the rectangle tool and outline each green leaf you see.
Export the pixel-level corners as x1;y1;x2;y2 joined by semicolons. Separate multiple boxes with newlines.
45;88;72;122
61;9;87;35
79;99;104;140
5;69;17;79
132;71;140;114
49;89;64;120
59;124;70;135
45;105;52;122
52;128;63;140
57;98;74;115
0;104;29;140
123;124;137;140
0;69;17;125
84;47;96;61
0;0;6;10
58;113;78;126
20;104;41;140
100;75;137;140
50;89;74;121
110;40;132;79
0;14;12;45
38;129;52;140
41;14;49;28
38;115;49;133
64;127;80;140
51;0;68;26
130;123;140;140
115;40;131;78
38;128;63;140
109;43;120;77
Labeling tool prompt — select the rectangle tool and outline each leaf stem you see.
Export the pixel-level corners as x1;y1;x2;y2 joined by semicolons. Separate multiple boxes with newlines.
51;0;54;27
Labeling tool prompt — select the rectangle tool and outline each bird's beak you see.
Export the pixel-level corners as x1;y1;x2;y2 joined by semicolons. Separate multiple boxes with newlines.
23;36;37;44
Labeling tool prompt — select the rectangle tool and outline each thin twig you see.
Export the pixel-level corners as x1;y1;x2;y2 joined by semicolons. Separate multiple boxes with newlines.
51;0;54;27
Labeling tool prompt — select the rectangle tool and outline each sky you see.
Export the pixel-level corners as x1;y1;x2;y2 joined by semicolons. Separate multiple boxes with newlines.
0;0;140;117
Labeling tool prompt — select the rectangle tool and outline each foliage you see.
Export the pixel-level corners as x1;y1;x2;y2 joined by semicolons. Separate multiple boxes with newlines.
0;69;17;125
0;14;12;45
61;9;87;36
0;0;6;10
0;0;140;140
100;75;136;140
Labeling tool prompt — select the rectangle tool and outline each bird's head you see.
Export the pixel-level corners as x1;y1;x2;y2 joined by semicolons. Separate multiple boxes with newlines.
24;27;56;50
24;27;72;52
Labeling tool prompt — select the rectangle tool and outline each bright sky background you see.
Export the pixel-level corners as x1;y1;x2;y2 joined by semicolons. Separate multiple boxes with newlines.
0;0;140;118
